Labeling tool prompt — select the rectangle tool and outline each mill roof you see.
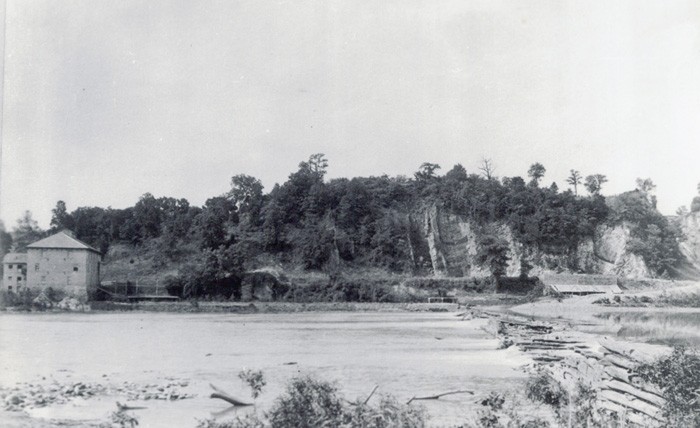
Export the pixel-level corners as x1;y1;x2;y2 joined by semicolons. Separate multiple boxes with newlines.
2;253;27;264
542;274;621;294
548;283;622;294
27;231;100;254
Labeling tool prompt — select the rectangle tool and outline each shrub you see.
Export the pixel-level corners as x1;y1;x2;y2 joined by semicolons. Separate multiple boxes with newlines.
264;375;426;428
196;415;266;428
525;371;567;407
267;376;346;427
344;396;426;428
102;409;139;428
238;369;266;399
637;346;700;427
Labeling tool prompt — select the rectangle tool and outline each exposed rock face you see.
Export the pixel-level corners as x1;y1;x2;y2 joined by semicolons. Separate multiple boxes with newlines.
594;224;650;278
421;205;652;279
678;211;700;268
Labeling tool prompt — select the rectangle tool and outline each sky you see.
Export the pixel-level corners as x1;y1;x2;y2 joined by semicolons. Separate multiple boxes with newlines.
1;0;699;229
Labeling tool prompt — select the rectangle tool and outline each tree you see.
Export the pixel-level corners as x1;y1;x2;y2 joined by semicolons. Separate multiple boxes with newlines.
479;158;495;180
229;174;264;228
584;174;608;196
691;197;700;213
636;178;657;208
50;200;74;232
0;220;13;259
475;233;510;279
12;211;44;252
676;206;689;216
414;163;441;182
444;164;468;182
194;196;237;250
692;183;700;213
636;178;656;194
132;193;163;242
293;153;329;184
566;170;582;195
527;163;546;186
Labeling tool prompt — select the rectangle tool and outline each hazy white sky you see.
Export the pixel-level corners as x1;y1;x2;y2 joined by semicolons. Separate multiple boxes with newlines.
1;0;699;228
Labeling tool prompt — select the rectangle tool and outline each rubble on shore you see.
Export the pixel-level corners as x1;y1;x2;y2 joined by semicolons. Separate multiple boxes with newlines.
0;379;194;413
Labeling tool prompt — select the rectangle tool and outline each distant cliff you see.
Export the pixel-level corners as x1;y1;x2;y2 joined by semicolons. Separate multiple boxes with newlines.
676;211;700;276
420;205;652;279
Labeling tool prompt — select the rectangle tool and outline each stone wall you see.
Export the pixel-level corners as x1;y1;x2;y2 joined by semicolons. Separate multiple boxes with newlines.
26;248;100;298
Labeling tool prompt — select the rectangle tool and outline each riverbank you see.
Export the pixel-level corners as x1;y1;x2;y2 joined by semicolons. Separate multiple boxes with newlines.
1;292;531;314
0;310;537;427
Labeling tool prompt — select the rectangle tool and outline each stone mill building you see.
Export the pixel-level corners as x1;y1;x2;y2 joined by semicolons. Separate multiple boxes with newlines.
24;230;101;297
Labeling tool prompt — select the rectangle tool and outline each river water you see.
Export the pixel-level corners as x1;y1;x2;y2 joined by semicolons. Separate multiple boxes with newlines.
0;311;532;427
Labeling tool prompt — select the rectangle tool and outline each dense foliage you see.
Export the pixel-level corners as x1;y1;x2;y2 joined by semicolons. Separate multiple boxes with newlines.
607;191;684;276
7;154;690;298
637;346;700;427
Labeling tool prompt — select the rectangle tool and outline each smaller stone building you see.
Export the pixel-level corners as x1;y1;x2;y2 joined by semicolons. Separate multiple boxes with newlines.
3;253;27;292
26;231;101;298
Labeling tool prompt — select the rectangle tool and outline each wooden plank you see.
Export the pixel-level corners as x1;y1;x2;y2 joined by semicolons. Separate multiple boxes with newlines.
605;380;665;408
603;365;633;383
605;354;638;371
598;390;662;421
598;401;654;427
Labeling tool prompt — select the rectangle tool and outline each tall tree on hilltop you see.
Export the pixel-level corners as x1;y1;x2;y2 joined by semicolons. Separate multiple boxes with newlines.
478;158;495;180
584;174;608;196
566;170;582;195
229;174;264;228
636;177;657;208
444;164;468;182
527;163;546;187
304;153;329;180
636;178;656;194
414;162;441;182
50;200;74;232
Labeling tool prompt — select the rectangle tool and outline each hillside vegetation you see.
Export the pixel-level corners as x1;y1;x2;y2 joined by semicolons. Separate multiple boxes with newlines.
3;155;692;298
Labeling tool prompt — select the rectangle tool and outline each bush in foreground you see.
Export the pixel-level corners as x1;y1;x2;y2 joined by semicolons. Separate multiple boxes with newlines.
198;375;425;428
637;346;700;427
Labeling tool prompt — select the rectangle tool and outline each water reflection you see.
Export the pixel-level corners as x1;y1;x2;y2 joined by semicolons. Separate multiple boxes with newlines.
595;311;700;346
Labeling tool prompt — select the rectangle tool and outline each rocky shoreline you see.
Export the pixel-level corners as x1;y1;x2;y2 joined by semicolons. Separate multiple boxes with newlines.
471;305;670;426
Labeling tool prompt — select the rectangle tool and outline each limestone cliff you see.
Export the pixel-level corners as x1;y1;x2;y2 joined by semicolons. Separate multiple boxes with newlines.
421;205;651;279
677;211;700;270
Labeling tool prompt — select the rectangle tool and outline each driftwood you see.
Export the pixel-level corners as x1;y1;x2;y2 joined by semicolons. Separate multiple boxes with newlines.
362;385;379;405
406;390;474;405
209;383;253;407
116;401;147;411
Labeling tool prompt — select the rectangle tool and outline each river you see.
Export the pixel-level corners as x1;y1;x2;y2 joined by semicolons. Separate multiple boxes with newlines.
0;311;532;427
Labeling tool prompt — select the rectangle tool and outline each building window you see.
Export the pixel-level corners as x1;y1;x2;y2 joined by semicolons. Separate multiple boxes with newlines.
7;286;12;291
7;276;11;280
73;266;79;272
17;277;22;281
35;264;40;271
8;264;12;269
